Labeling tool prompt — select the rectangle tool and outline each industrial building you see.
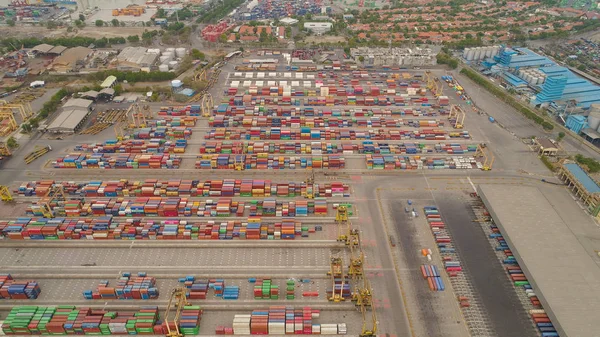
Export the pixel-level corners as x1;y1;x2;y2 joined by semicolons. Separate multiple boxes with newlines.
559;162;600;216
50;46;93;73
45;98;93;133
350;47;437;67
303;22;333;34
478;184;600;337
115;47;160;71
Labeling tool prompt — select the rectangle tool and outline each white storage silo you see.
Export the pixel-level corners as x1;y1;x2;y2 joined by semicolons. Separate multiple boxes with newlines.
485;46;493;58
517;69;524;78
175;48;187;58
466;48;475;61
147;48;161;54
473;48;482;61
168;61;178;69
463;48;470;59
591;110;600;130
166;47;176;53
171;80;182;88
159;64;169;72
159;56;170;63
530;77;538;85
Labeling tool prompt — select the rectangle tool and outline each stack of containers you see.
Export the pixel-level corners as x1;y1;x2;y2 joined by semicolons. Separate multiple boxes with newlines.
177;306;203;335
52;153;182;169
82;272;158;300
180;276;209;299
286;279;295;300
0;274;41;299
253;279;279;300
224;307;338;335
420;265;445;291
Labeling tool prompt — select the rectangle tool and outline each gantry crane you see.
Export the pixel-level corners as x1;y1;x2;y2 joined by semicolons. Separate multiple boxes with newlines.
358;283;378;337
327;256;345;302
164;287;190;337
201;93;213;118
0;185;13;203
336;205;358;246
425;71;442;97
24;145;51;165
233;143;244;171
0;142;12;157
0;101;33;121
448;104;465;129
36;184;67;218
475;143;495;171
305;170;315;199
128;103;152;129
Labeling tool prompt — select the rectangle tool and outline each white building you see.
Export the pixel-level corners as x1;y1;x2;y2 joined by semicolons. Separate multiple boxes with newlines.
304;22;333;35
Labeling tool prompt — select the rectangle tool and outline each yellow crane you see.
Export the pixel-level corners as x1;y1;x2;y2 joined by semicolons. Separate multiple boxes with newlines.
305;171;315;199
24;145;51;165
164;287;190;337
448;104;465;129
0;101;33;121
327;256;345;302
476;143;495;171
358;288;378;336
36;184;67;218
201;93;213;118
0;142;12;157
0;185;13;203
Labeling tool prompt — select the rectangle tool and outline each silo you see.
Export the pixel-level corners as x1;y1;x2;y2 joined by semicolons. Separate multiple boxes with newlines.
159;56;170;63
524;73;532;83
485;46;493;58
473;48;482;61
166;48;176;53
162;52;174;60
530;77;538;85
588;109;600;130
159;64;169;72
463;48;471;59
176;48;187;58
466;48;475;61
517;69;524;78
168;61;179;69
171;80;183;88
492;45;500;57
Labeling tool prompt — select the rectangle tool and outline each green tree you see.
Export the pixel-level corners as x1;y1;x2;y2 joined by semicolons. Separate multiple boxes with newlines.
95;20;104;27
120;21;126;27
156;8;167;18
79;14;85;21
29;118;39;129
111;19;119;27
191;48;205;60
577;64;586;71
74;19;85;28
6;136;18;149
6;19;15;27
557;132;565;142
358;55;365;62
219;33;227;43
127;35;140;43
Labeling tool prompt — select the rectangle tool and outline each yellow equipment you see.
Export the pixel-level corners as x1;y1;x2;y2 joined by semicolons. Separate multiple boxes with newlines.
164;287;190;337
233;143;244;170
425;71;442;97
0;112;18;136
448;104;465;129
128;104;152;129
305;171;315;199
0;101;33;121
327;257;345;302
36;184;67;218
194;69;207;82
201;94;213;118
0;185;13;203
358;287;378;336
24;145;51;165
0;142;12;157
476;143;495;171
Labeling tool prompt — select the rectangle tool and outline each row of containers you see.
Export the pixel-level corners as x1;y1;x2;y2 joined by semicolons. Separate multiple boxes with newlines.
179;277;239;300
424;207;464;275
228;95;433;107
1;306;202;335
217;307;346;335
195;155;345;170
131;127;192;140
213;105;448;117
226;85;427;97
420;265;446;292
16;179;350;198
27;198;329;218
208;116;447;128
146;116;198;127
487;217;559;337
204;128;471;141
0;217;316;240
199;141;479;155
0;274;41;300
74;139;187;154
366;155;483;170
52;153;182;169
230;70;414;80
83;273;158;300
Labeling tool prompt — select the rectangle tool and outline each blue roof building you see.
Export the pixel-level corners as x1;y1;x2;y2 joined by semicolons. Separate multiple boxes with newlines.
494;47;554;68
500;72;528;88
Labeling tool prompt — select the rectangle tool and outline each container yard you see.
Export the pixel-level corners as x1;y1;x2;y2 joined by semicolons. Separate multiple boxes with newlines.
0;47;596;337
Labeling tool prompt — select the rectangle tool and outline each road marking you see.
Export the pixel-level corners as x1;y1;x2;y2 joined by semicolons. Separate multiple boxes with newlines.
467;176;477;193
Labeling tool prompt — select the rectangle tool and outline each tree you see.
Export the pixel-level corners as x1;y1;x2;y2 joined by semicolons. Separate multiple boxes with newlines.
6;136;18;149
127;35;140;43
6;19;15;27
120;21;126;27
111;19;119;27
29;118;39;129
358;55;365;62
219;33;227;43
191;48;205;60
79;14;85;21
74;19;85;28
557;131;565;142
577;64;586;71
96;20;104;27
156;8;167;18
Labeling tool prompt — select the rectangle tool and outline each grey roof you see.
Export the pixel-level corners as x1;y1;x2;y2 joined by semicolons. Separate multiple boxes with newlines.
535;138;557;150
48;45;67;54
117;47;159;67
563;163;600;194
47;107;90;132
99;88;115;95
80;90;99;99
32;44;54;53
477;184;600;337
63;98;93;109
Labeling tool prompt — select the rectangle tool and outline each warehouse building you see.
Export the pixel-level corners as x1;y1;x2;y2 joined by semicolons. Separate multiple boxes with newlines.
45;98;93;133
558;161;600;216
50;47;93;73
115;47;160;71
101;75;117;88
478;184;600;337
350;47;437;67
304;22;332;34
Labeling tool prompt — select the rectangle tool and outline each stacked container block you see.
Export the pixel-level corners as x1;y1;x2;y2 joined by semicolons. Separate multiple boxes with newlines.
0;274;41;299
82;272;158;300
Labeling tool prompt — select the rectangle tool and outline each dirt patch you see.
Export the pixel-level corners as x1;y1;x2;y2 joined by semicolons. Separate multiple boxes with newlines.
304;35;347;44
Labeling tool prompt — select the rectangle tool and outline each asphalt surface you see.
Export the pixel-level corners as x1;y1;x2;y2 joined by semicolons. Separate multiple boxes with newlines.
435;194;538;337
